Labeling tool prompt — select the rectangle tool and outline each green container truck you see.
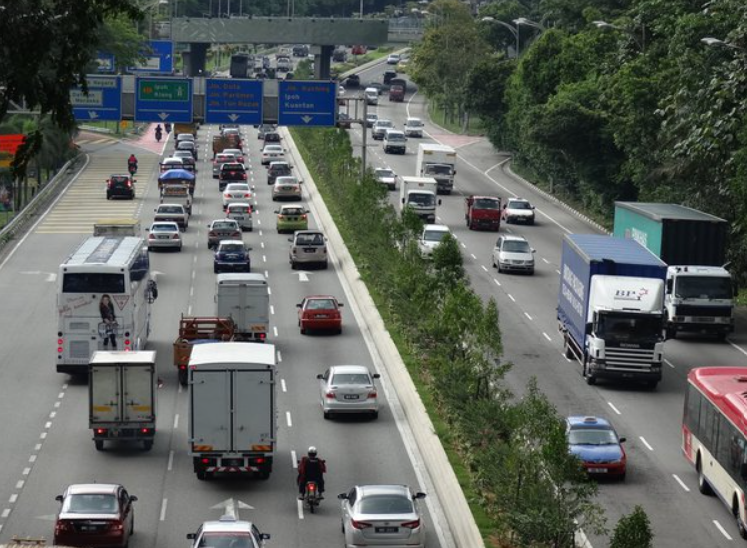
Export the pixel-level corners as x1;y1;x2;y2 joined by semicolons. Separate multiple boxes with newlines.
613;202;734;340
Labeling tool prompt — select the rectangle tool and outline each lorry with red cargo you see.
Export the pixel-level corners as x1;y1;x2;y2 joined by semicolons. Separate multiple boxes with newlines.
389;84;405;102
465;195;501;231
173;316;235;386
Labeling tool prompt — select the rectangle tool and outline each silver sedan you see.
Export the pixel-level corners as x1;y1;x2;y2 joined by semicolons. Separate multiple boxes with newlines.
146;222;182;251
339;484;427;548
317;365;380;419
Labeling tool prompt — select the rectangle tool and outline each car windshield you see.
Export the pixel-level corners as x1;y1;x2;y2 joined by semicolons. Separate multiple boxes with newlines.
229;205;250;213
568;428;618;446
675;276;733;300
222;165;244;172
219;243;244;253
296;233;324;245
387;133;405;141
331;373;371;385
307;299;335;310
407;120;423;127
377;121;393;129
509;201;531;210
276;177;298;185
160;206;183;214
198;533;254;548
474;198;499;209
63;494;118;514
367;114;378;121
501;240;530;253
424;230;448;242
151;224;177;232
408;194;436;207
376;170;394;178
216;155;236;163
213;222;236;230
282;208;303;215
358;495;413;515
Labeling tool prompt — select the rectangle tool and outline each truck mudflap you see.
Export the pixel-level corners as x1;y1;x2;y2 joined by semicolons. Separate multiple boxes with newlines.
193;455;273;480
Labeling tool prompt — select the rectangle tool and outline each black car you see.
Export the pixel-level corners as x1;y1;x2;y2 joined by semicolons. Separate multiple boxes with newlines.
214;241;251;273
264;132;282;144
218;163;247;190
383;70;397;85
106;174;135;200
345;74;360;88
267;161;293;185
337;112;352;129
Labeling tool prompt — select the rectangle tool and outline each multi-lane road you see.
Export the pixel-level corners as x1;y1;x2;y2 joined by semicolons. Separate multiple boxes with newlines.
0;119;450;545
344;61;747;546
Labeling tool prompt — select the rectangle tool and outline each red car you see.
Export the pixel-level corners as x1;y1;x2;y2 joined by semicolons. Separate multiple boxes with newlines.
297;295;344;334
54;483;137;548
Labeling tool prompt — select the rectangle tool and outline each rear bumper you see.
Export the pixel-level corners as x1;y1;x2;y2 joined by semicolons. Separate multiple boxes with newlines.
301;318;341;331
55;530;127;548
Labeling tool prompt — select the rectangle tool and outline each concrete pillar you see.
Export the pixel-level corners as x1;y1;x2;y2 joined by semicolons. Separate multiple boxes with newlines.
184;43;209;77
314;45;334;80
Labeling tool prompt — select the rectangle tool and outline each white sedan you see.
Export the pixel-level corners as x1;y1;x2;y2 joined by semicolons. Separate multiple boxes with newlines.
317;365;380;420
146;221;182;251
222;183;254;209
261;144;286;165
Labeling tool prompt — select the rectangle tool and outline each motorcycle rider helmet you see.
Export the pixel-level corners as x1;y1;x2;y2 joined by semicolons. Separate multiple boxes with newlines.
308;446;317;457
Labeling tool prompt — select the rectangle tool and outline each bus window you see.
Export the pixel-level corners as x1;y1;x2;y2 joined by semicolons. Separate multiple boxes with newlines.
130;248;150;281
63;273;125;294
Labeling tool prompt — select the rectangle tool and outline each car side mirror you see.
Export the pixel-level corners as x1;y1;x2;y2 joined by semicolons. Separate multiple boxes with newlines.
414;492;427;499
274;210;279;214
338;493;348;500
373;373;381;379
532;249;536;253
55;495;63;502
438;199;442;206
316;374;324;379
401;198;405;204
338;303;344;307
245;246;253;251
129;495;138;502
296;303;302;308
260;534;271;540
187;533;196;540
619;437;627;443
288;237;293;242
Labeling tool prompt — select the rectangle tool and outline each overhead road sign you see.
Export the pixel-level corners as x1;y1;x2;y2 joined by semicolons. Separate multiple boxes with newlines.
278;80;337;127
135;78;192;123
71;76;122;121
130;40;174;74
205;79;263;125
96;52;116;73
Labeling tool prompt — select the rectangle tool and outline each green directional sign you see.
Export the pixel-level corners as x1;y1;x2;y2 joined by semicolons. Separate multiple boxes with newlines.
137;79;189;102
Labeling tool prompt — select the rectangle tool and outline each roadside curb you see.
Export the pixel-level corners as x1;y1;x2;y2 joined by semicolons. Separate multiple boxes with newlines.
281;127;482;548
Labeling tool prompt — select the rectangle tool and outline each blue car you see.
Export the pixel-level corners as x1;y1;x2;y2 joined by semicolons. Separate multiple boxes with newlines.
566;416;627;480
214;240;251;273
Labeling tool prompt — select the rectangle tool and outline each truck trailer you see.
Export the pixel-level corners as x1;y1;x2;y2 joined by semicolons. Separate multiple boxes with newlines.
613;202;734;340
416;144;457;194
188;342;277;480
557;234;667;388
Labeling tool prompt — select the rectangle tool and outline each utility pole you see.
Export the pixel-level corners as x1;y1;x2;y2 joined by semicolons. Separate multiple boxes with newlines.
360;98;368;181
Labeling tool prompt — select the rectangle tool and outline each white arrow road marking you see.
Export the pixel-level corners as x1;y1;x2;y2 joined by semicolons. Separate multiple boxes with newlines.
211;498;255;520
88;111;99;119
298;271;310;282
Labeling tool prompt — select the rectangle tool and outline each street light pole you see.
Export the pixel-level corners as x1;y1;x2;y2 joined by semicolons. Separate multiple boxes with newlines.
480;16;519;58
701;37;745;51
593;20;645;52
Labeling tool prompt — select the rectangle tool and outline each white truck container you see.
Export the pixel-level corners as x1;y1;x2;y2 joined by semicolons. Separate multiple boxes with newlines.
416;144;457;194
399;176;440;224
215;273;270;342
89;351;156;451
188;342;277;480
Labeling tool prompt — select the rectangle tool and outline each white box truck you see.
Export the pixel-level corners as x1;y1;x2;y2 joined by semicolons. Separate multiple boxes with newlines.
400;176;440;223
89;350;157;451
215;273;270;342
188;342;277;480
416;144;457;194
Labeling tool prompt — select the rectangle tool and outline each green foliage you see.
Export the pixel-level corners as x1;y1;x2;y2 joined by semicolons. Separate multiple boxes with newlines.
610;505;654;548
291;126;605;545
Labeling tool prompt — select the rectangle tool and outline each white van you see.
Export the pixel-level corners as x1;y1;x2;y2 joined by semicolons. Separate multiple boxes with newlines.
364;87;379;106
226;202;253;231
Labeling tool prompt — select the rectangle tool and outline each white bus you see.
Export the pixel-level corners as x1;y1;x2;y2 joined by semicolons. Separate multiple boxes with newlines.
683;367;747;539
57;236;158;375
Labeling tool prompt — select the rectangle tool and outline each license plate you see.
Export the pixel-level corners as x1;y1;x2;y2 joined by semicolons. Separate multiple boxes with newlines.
315;314;329;318
223;458;243;466
283;186;293;190
696;317;715;323
80;525;96;532
158;235;169;239
343;394;359;400
588;467;608;473
375;527;398;533
233;215;245;220
303;248;316;253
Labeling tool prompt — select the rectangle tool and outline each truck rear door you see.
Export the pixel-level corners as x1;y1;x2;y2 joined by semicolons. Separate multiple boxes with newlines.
190;370;230;452
90;364;122;423
233;369;274;451
243;284;270;331
123;364;155;422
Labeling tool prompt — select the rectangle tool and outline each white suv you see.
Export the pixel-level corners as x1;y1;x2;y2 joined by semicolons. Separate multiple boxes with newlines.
492;234;535;274
383;129;407;154
418;224;452;257
404;117;424;137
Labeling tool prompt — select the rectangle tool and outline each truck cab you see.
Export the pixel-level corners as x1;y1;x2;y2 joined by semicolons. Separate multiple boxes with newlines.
465;195;501;231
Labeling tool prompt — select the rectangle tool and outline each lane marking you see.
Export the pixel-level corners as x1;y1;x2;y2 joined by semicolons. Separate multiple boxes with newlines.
34;444;41;451
470;253;476;260
664;359;675;369
264;270;269;278
639;437;654;451
291;450;297;468
270;305;275;315
49;411;56;419
286;411;292;427
493;279;501;287
297;499;304;520
524;312;533;320
167;450;174;472
507;294;515;302
273;326;278;337
543;332;552;342
28;455;36;463
40;432;47;440
1;509;9;518
542;258;550;264
714;520;733;540
160;498;168;521
672;474;691;492
173;414;179;429
277;351;282;363
607;402;621;415
22;468;30;476
281;379;287;392
729;340;747;357
15;481;23;489
481;265;488;272
9;494;17;504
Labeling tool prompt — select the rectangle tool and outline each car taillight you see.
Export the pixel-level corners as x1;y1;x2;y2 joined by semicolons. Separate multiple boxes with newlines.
243;193;250;198
126;180;132;188
253;457;266;464
368;390;377;399
301;214;307;219
232;231;240;237
141;428;152;434
55;520;73;532
223;192;230;198
325;391;336;399
351;520;373;530
172;234;180;239
401;519;420;529
241;173;247;179
258;333;266;341
106;180;111;188
209;231;216;237
278;215;285;219
95;428;107;435
109;520;125;531
148;233;156;239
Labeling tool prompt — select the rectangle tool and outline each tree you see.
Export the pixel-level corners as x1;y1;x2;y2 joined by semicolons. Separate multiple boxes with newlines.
0;0;142;177
610;505;653;548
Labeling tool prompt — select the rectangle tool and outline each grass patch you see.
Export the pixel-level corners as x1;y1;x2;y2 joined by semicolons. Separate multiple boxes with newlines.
428;102;486;136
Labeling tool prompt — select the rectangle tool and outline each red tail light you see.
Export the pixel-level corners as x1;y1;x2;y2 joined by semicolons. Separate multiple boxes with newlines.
109;520;125;531
55;520;73;532
301;214;307;219
96;428;107;435
308;483;316;491
126;180;132;188
258;333;266;340
368;390;377;399
148;233;156;239
254;457;266;464
141;428;151;434
401;519;420;529
241;173;247;179
232;231;240;237
325;391;336;399
243;193;250;198
351;520;373;530
209;231;216;237
172;234;180;239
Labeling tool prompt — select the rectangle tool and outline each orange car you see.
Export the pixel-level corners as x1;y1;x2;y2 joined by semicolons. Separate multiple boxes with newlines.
297;295;343;335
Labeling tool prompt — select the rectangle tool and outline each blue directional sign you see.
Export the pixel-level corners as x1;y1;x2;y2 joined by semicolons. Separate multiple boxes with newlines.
278;80;337;126
130;40;174;74
205;79;263;125
95;52;116;74
134;78;192;123
70;76;122;121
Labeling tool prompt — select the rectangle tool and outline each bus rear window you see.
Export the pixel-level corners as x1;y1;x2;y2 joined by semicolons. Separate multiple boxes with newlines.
62;273;125;293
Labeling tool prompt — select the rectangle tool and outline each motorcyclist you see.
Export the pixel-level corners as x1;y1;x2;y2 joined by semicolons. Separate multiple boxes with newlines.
297;446;326;500
164;122;172;134
155;124;163;142
127;154;138;174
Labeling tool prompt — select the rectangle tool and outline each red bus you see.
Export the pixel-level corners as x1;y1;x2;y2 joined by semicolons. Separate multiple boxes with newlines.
683;367;747;539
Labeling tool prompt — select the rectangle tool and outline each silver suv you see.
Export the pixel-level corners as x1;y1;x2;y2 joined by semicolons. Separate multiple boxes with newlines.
372;119;394;140
491;234;535;274
289;230;328;269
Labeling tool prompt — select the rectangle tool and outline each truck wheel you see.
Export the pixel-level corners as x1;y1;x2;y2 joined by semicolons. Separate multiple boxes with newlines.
143;440;154;451
256;470;271;480
196;470;208;481
94;440;104;451
665;326;675;340
583;364;596;385
563;337;574;359
178;369;188;386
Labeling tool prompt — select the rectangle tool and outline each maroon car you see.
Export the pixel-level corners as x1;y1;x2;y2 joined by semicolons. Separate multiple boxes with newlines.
54;483;137;548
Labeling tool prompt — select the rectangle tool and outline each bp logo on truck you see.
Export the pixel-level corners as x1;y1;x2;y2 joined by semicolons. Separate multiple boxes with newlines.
614;287;649;301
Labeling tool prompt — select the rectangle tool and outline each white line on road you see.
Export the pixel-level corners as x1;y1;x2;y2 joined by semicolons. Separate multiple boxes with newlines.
160;499;168;521
297;499;304;520
639;437;654;451
493;279;501;287
508;294;515;302
270;305;275;315
286;411;292;427
259;230;263;237
188;305;193;315
481;265;488;272
40;432;46;440
291;450;297;468
54;401;60;408
470;253;476;259
672;474;691;492
267;287;272;295
460;242;466;248
281;379;287;392
9;494;17;504
543;332;552;342
273;326;278;337
49;411;56;419
1;509;9;518
261;242;265;249
556;269;561;275
167;451;174;472
22;468;30;476
729;340;747;357
263;254;267;262
607;402;622;415
34;444;41;451
714;520;733;540
28;455;36;463
524;312;533;320
542;258;550;264
664;359;675;369
44;422;51;429
265;270;269;278
173;414;179;429
58;392;65;399
15;481;23;489
277;351;282;363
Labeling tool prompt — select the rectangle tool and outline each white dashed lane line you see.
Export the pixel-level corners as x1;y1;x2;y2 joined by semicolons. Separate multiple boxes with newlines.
607;402;622;415
543;332;552;342
639;437;654;451
672;474;691;492
714;520;733;541
286;412;292;427
281;379;287;392
665;359;676;369
481;265;488;272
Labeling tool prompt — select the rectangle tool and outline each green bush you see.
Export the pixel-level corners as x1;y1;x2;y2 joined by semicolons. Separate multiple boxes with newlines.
610;506;653;548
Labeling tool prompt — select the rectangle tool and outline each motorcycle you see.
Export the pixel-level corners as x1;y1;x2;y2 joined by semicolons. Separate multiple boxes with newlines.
127;161;138;176
302;481;321;513
155;128;163;143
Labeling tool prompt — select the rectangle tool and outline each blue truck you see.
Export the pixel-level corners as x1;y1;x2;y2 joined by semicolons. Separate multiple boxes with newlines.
558;234;668;388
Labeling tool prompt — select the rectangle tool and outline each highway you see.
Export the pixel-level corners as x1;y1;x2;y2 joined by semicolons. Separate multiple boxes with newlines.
345;60;747;546
0;120;449;546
